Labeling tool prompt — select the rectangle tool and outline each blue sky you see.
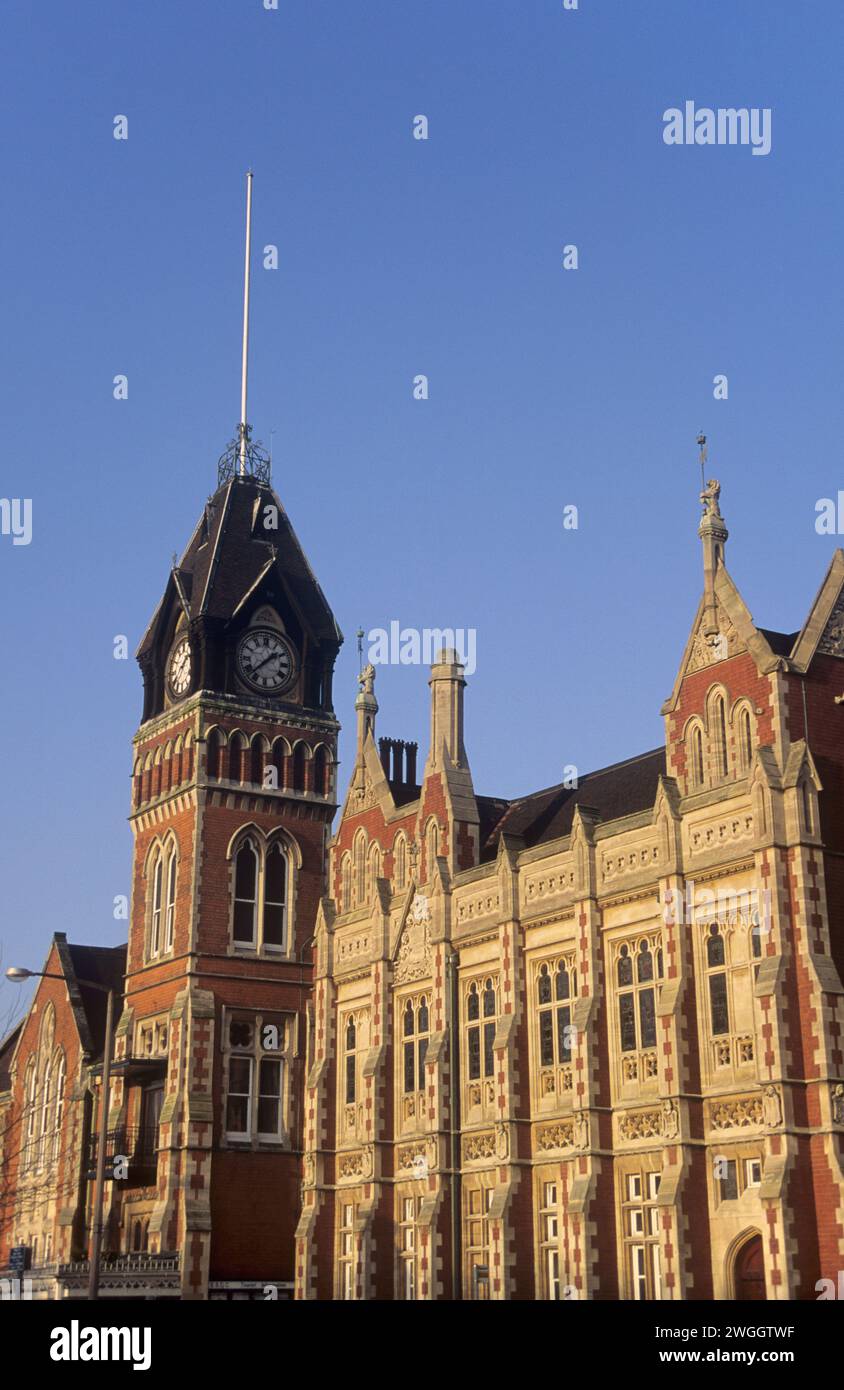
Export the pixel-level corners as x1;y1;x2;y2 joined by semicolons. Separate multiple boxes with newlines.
1;0;842;1024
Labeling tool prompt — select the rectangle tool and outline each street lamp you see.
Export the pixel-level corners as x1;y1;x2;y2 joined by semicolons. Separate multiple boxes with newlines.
6;965;116;1301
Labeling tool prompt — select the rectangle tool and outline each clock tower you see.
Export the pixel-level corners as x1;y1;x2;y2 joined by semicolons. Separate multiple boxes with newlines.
102;176;343;1298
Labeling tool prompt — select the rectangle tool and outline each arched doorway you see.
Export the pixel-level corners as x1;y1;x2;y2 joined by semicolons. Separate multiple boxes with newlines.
733;1234;766;1300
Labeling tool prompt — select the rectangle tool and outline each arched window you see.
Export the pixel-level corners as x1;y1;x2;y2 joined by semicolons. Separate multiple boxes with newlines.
616;938;663;1055
690;725;704;789
313;745;330;798
354;835;367;905
706;924;729;1036
271;738;287;791
292;743;307;793
738;707;753;773
426;821;438;879
802;781;813;834
713;695;728;779
263;841;288;950
164;845;177;952
52;1053;66;1164
162;743;173;795
228;731;247;783
150;852;163;958
250;736;265;786
368;845;381;898
402;996;430;1094
341;854;352;912
23;1061;36;1171
345;1016;357;1104
38;1057;52;1168
394;836;407;892
537;960;577;1067
233;839;259;945
206;728;224;780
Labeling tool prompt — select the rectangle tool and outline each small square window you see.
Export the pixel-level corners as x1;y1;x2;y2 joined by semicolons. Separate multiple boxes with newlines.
627;1174;642;1201
745;1158;762;1188
718;1159;739;1201
647;1172;661;1200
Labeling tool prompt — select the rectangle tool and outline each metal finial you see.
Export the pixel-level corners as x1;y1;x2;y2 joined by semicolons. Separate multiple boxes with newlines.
697;432;708;492
239;171;254;477
356;628;364;668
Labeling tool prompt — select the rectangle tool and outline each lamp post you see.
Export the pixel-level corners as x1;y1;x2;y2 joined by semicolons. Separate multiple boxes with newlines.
6;966;116;1301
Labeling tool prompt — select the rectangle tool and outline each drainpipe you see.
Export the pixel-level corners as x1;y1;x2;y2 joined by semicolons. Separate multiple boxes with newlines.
446;949;462;1299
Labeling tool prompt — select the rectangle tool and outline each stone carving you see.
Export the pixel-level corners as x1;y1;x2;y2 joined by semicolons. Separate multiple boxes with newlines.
763;1084;783;1128
818;591;844;658
495;1122;510;1159
358;664;376;695
619;1108;662;1142
831;1083;844;1125
687;604;742;674
339;1145;373;1180
457;892;501;922
660;1100;679;1139
536;1120;575;1152
398;1140;436;1175
525;869;575;903
700;477;723;519
409;892;430;925
393;906;432;985
463;1131;496;1162
302;1151;316;1188
690;814;754;855
573;1110;589;1150
710;1094;764;1131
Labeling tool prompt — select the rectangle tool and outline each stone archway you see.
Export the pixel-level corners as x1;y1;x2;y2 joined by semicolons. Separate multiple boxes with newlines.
731;1232;766;1301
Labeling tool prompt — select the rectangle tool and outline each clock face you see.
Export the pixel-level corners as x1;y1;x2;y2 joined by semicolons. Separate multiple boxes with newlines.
167;637;192;698
236;628;296;694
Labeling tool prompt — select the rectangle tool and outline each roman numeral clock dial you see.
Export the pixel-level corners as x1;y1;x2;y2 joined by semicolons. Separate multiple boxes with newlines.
236;628;296;695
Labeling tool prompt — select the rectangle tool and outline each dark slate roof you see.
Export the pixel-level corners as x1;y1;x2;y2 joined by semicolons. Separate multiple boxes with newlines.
758;628;799;659
480;747;667;856
66;944;127;1061
138;476;342;656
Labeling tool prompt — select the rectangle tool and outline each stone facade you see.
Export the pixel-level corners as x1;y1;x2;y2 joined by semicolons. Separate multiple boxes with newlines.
296;494;844;1301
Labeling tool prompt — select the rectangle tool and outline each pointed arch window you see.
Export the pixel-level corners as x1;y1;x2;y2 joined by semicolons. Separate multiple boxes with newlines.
616;937;663;1055
263;841;288;949
537;959;577;1067
690;725;704;789
313;745;330;798
341;854;352;913
801;780;813;835
706;923;729;1036
38;1058;52;1168
354;835;367;905
233;838;259;945
23;1060;36;1171
739;706;753;773
206;728;224;780
164;846;177;952
292;743;307;793
394;836;407;892
713;695;729;779
345;1016;357;1105
52;1053;66;1164
150;852;164;958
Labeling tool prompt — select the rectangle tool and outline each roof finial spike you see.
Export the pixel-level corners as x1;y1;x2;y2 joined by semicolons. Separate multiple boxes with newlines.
239;170;254;478
216;172;270;489
696;431;708;495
